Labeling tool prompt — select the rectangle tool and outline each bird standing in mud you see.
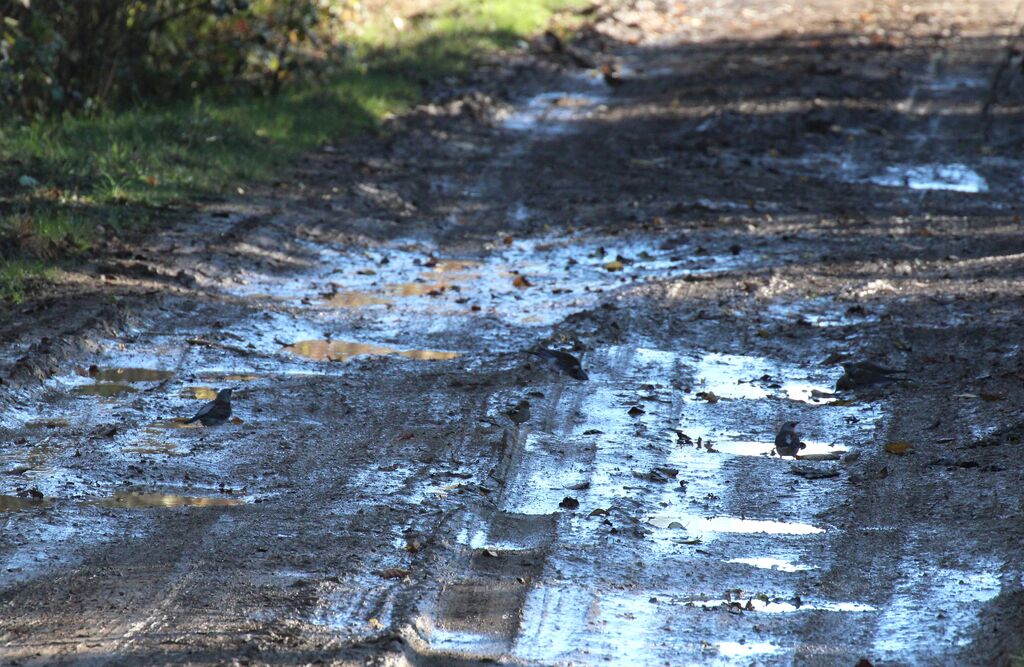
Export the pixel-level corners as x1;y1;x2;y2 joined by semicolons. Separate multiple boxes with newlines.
528;348;589;381
835;361;906;391
186;388;233;426
774;421;805;459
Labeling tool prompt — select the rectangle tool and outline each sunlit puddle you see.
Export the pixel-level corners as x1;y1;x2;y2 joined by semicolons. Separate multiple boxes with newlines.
870;163;988;193
873;561;1004;656
689;352;836;404
180;386;218;400
283;339;459;362
89;491;245;509
0;495;51;511
648;514;825;536
684;598;875;613
147;419;203;430
762;298;881;329
228;233;759;332
515;587;664;664
198;373;265;383
715;641;782;658
1;438;73;477
89;367;174;382
503;92;607;133
123;441;181;456
72;383;138;397
680;424;846;459
428;629;509;654
727;557;817;572
515;587;794;664
325;291;393;307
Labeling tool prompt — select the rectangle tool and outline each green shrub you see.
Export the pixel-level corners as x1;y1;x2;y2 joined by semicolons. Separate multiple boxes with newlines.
0;0;349;116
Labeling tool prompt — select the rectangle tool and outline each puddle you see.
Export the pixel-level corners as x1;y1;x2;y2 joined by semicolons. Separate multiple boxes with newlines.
727;557;817;572
283;339;459;362
123;441;181;456
147;418;202;430
870;163;988;193
180;386;218;400
715;641;782;657
689;352;836;404
325;291;392;307
648;514;825;536
873;559;1004;656
682;426;846;458
198;373;265;382
685;597;875;613
0;495;50;511
90;491;245;509
72;383;138;397
503;92;607;134
89;367;173;382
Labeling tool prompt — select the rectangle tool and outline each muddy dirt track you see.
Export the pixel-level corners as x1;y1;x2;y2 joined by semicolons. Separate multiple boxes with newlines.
4;0;1024;664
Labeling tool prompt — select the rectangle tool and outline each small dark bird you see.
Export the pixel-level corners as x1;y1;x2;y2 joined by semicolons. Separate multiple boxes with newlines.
836;361;907;391
774;421;806;459
529;348;588;381
186;388;233;426
504;399;531;426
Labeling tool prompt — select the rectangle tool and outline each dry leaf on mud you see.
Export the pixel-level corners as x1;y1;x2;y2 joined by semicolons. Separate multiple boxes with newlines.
230;417;244;425
884;441;913;455
696;391;719;404
512;275;532;288
376;568;411;580
589;508;610;517
368;618;384;630
604;260;625;272
628;405;645;416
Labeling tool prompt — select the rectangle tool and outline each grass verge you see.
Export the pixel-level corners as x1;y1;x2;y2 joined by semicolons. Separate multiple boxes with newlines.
0;0;586;303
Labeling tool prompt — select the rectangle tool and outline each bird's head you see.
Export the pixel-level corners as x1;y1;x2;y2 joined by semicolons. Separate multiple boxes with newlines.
840;362;855;373
782;420;799;430
216;388;234;402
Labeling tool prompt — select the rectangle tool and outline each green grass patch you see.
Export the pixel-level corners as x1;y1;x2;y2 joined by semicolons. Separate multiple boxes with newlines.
0;259;55;304
0;0;586;303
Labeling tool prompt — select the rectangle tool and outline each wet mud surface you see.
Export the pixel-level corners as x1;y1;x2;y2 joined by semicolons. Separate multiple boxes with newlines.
3;0;1024;664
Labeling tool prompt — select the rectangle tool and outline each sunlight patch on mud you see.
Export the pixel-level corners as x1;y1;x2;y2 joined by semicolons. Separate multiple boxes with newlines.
870;163;988;193
872;560;1004;656
0;495;51;511
324;291;393;307
89;367;173;382
283;339;459;362
90;491;245;509
502;92;608;134
685;598;875;613
727;557;817;572
648;514;825;535
715;641;783;657
72;383;138;397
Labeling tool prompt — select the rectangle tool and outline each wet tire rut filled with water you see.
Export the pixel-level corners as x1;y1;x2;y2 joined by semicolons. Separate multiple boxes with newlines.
4;1;1024;664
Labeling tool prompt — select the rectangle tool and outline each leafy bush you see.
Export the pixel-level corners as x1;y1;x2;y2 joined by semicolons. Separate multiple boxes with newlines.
0;0;350;116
